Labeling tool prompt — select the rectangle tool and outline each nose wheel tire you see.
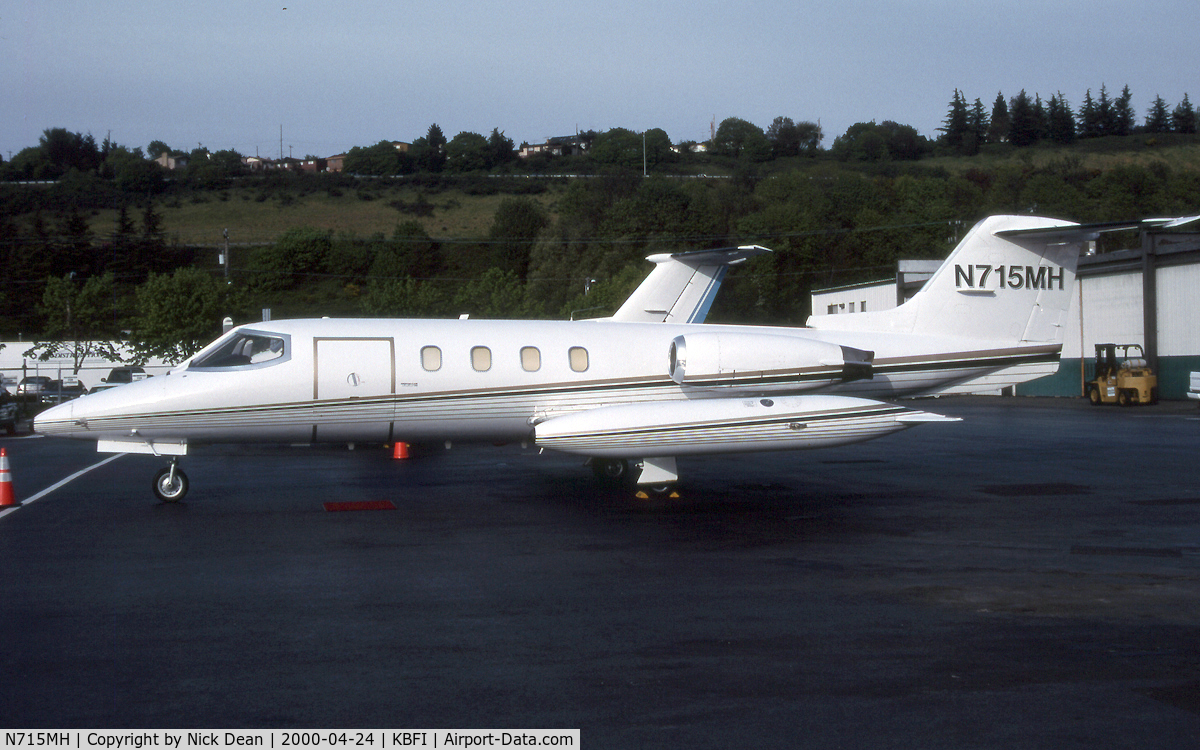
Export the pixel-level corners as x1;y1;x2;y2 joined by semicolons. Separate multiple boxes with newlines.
153;465;189;503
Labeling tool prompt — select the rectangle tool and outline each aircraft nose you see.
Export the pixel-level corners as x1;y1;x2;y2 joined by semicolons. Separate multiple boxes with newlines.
33;399;79;436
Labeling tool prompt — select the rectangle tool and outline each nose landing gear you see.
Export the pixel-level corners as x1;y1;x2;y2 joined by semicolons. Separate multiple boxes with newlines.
152;459;189;503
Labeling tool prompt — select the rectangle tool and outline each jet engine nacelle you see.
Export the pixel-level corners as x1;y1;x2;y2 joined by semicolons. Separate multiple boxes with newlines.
667;332;872;391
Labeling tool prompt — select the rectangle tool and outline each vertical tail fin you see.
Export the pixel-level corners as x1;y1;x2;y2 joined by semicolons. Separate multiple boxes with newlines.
610;245;771;324
809;215;1096;344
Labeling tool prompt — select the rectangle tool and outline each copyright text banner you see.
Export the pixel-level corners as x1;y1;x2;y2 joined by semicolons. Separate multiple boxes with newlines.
2;731;579;749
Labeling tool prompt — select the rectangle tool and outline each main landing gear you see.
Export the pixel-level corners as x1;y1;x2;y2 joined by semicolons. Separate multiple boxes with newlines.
590;456;680;500
152;458;189;503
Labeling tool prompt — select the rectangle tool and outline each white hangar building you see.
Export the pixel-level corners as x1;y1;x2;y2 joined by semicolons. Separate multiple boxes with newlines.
811;227;1200;399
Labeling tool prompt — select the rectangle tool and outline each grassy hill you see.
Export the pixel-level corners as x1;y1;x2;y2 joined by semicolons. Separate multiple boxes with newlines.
73;135;1200;249
86;181;565;248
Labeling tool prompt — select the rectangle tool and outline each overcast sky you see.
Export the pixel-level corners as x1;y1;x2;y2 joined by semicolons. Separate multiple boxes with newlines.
4;1;1199;160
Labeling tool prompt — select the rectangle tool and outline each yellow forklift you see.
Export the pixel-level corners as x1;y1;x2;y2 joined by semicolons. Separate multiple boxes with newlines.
1086;343;1158;406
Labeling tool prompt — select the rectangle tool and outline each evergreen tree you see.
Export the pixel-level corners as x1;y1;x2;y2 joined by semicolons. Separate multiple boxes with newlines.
1033;94;1048;141
1047;93;1076;144
1008;90;1040;146
417;124;447;173
1146;95;1172;133
1172;94;1197;134
1114;85;1135;136
1097;85;1115;135
987;92;1009;143
1079;89;1101;138
940;89;969;153
968;98;990;148
487;128;516;168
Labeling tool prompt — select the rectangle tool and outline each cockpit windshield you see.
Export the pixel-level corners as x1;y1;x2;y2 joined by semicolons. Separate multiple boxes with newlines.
190;331;289;370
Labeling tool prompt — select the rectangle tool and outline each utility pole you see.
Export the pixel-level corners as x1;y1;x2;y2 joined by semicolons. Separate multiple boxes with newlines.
222;228;230;282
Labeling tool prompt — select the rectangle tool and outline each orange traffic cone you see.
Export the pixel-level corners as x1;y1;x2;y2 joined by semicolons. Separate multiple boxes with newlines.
392;442;410;460
0;448;16;507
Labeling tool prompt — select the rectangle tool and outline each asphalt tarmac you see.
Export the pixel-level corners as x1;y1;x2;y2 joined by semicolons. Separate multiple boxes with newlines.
1;396;1198;748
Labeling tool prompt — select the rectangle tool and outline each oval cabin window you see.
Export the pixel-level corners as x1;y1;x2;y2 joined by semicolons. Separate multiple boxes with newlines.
520;347;541;372
568;346;589;373
472;346;492;372
421;346;442;371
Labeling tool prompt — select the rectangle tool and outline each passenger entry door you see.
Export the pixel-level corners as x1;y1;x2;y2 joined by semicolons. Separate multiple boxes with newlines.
313;338;395;443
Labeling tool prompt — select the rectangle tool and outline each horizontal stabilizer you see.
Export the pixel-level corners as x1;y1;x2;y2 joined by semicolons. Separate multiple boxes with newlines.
997;214;1200;242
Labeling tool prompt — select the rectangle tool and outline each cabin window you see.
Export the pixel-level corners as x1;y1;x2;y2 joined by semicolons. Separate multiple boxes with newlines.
569;346;589;372
421;346;442;372
520;346;541;372
190;331;288;370
472;346;492;372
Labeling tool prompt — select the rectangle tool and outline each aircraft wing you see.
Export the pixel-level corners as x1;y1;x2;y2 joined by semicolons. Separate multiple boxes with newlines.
534;394;957;458
609;245;771;324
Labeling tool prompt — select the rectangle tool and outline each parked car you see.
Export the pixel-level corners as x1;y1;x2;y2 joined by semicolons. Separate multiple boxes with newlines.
16;376;53;397
102;366;147;384
0;386;16;434
41;380;88;404
1189;371;1200;403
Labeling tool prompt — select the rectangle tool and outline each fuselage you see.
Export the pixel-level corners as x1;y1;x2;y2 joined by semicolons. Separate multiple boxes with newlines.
34;316;1057;448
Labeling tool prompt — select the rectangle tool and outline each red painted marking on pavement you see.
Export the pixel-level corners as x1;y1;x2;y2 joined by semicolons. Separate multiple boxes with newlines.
323;500;397;512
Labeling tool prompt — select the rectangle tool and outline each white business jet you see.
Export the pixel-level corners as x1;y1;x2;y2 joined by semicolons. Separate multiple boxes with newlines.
34;213;1197;501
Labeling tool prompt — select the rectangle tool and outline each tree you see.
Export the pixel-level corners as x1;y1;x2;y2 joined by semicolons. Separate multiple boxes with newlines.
968;98;990;150
1172;94;1196;134
488;198;548;280
1008;90;1040;147
452;267;526;318
832;121;927;161
711;118;771;161
1146;95;1172;133
414;124;447;173
1114;85;1135;136
832;122;889;161
39;128;102;177
590;128;645;170
343;141;404;175
939;89;970;153
986;92;1010;143
26;273;121;374
1097;85;1115;135
127;268;224;363
147;140;173;159
1079;89;1101;138
767;117;822;158
249;227;331;289
446;131;490;172
487;128;517;168
1046;93;1076;144
642;128;675;169
369;221;441;280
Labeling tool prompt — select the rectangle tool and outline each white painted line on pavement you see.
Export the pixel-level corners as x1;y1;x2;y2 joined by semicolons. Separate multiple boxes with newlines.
0;453;128;520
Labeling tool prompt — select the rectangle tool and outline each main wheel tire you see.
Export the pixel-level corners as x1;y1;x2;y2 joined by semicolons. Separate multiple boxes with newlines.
591;458;629;484
152;466;189;503
1117;389;1132;407
1088;387;1102;405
